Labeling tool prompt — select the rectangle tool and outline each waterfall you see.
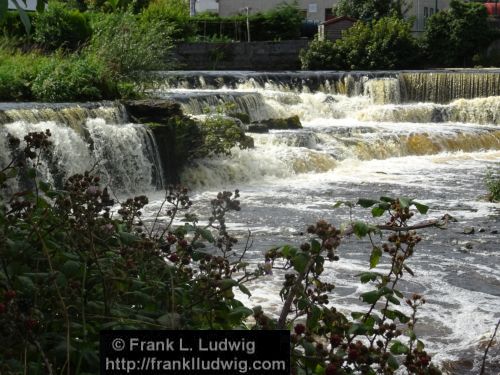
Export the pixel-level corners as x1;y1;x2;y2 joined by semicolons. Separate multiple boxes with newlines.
401;71;500;103
0;104;164;194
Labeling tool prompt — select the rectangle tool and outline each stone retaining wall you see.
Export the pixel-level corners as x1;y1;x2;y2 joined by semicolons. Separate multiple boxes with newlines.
173;40;310;70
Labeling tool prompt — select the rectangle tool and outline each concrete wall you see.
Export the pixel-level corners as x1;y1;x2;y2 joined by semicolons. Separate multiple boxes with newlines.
173;40;310;70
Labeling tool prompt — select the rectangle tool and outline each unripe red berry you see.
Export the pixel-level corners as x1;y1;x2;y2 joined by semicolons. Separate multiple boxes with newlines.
169;253;180;262
325;363;337;375
5;290;16;300
294;323;306;335
330;334;342;347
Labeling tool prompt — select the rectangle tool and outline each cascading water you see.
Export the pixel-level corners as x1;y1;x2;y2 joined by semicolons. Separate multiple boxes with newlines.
0;104;164;194
145;70;500;373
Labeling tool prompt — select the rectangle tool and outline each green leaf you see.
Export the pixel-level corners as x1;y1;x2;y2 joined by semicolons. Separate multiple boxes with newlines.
358;272;380;283
394;310;410;323
238;284;251;297
27;167;36;179
386;294;400;305
403;264;415;276
307;305;322;330
281;245;297;258
38;181;51;193
218;278;238;289
408;329;417;340
360;290;380;304
387;354;399;370
37;0;46;12
357;198;379;208
380;196;395;203
369;247;382;269
17;275;35;292
310;239;321;254
414;201;429;214
382;309;397;320
353;221;369;238
416;340;425;352
228;306;253;319
351;312;364;320
398;197;411;208
196;227;214;243
119;232;139;245
390;341;409;355
348;323;367;335
371;206;386;217
62;260;82;278
292;252;310;273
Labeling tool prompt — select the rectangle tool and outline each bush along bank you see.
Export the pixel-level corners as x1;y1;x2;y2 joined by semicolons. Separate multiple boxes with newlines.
0;126;465;374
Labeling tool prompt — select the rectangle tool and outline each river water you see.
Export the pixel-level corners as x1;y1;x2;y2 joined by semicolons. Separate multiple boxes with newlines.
0;70;499;373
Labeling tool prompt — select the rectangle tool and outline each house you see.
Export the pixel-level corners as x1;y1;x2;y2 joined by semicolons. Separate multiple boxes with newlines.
407;0;451;34
195;0;219;14
318;16;356;41
217;0;335;23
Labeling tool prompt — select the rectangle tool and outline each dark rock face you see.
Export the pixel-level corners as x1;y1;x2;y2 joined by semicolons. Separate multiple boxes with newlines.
122;100;183;123
246;115;303;133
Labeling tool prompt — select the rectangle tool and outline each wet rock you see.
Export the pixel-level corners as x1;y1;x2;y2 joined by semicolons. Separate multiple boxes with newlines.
229;112;250;124
479;228;486;233
463;226;475;235
247;115;302;133
492;230;498;234
123;100;183;123
465;242;474;250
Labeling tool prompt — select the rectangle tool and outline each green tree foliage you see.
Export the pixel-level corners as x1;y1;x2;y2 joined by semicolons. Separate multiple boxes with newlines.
301;16;418;70
422;0;493;67
33;1;91;51
333;0;408;21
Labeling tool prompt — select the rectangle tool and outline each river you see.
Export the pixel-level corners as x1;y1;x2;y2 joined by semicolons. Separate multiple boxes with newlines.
1;70;499;373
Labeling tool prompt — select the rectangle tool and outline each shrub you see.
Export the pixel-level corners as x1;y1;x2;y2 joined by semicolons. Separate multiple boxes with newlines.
86;11;175;78
33;1;91;51
0;131;447;374
333;0;408;21
31;54;116;101
0;10;35;38
0;48;46;101
301;16;418;70
485;166;500;202
422;0;493;67
141;0;195;41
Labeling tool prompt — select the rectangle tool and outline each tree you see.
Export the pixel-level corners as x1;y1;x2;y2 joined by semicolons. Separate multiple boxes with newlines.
300;16;418;70
422;0;493;66
333;0;409;21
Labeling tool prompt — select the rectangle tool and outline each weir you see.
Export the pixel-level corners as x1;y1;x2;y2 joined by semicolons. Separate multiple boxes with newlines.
1;69;500;193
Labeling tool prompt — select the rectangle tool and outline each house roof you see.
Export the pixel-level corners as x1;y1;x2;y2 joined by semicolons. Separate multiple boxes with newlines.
321;16;357;26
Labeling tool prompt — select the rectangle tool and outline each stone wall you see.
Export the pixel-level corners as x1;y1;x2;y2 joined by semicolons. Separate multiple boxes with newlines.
173;40;310;70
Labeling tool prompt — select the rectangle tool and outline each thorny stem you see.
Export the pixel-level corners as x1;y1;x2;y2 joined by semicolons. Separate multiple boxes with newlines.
480;318;500;375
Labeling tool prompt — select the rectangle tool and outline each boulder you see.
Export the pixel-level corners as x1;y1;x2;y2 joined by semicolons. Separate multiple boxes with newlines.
122;100;183;123
246;115;302;133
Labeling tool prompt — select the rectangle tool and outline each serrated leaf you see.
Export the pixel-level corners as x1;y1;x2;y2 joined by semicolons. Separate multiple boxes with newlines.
416;340;425;352
196;227;214;243
394;310;410;323
292;252;310;273
351;311;364;320
357;198;379;208
358;272;379;283
238;284;251;297
408;329;417;340
399;197;411;208
390;341;409;355
281;245;297;258
382;309;397;320
353;221;369;238
119;232;139;245
414;202;429;214
386;294;400;305
371;206;386;217
370;246;382;269
17;275;35;292
360;290;380;304
387;354;399;369
311;239;321;254
403;264;415;276
228;306;253;319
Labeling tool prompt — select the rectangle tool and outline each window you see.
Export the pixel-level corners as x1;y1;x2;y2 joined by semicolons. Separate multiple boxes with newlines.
424;7;428;18
325;8;334;21
430;8;434;16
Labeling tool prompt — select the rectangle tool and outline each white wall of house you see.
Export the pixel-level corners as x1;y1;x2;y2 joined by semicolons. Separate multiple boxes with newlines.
407;0;451;33
218;0;336;23
8;0;38;11
195;0;219;14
